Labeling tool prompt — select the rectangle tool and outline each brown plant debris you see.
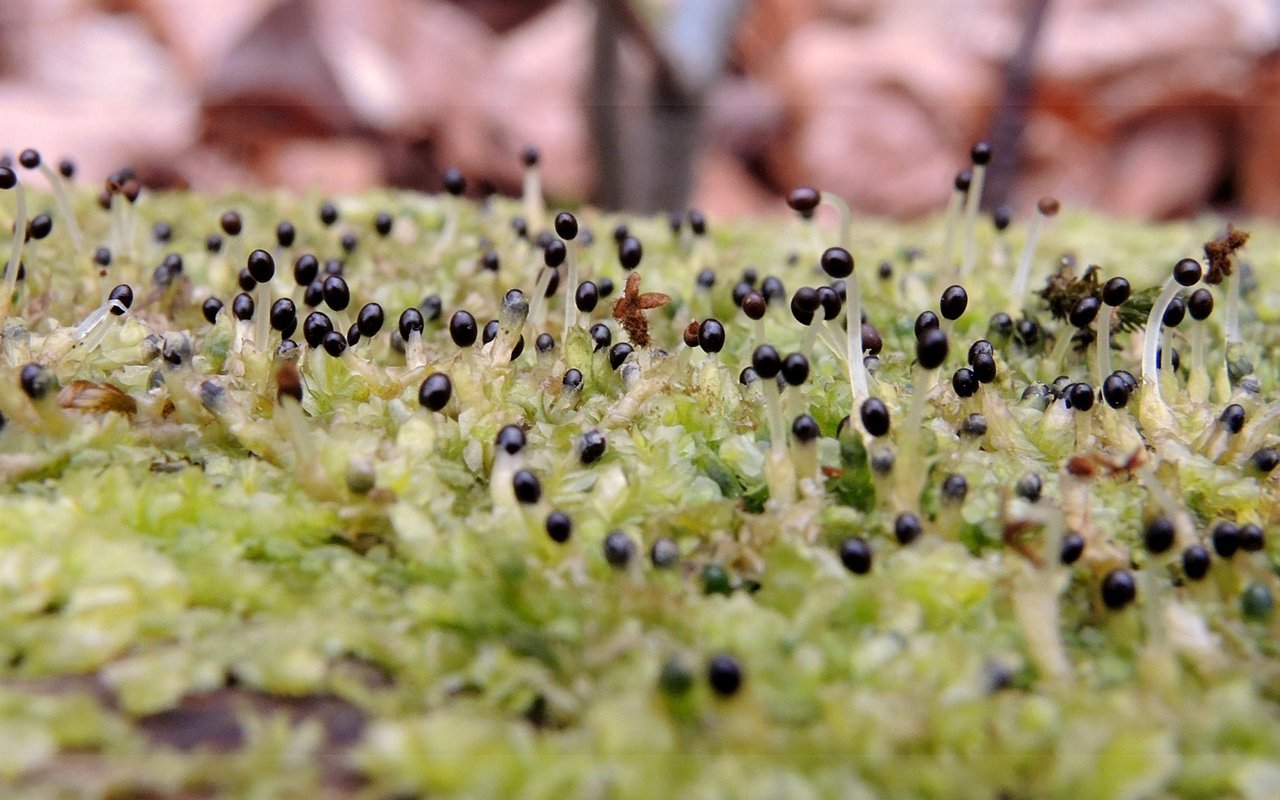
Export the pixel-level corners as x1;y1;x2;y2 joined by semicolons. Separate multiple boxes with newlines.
1203;224;1250;285
612;271;670;347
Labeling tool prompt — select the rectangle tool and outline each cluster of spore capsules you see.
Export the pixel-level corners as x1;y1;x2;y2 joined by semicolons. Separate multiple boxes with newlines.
0;140;1276;699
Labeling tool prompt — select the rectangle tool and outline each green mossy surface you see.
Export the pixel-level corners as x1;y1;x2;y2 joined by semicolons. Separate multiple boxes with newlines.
0;184;1278;799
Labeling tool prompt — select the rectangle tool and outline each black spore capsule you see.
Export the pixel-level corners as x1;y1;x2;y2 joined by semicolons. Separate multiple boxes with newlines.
1220;404;1245;434
1101;569;1137;610
545;511;572;543
618;236;643;270
219;211;242;236
19;363;53;400
303;311;334;348
916;327;949;370
894;512;922;545
839;537;872;574
1182;545;1211;580
513;470;542;504
752;345;781;379
915;311;939;337
1173;258;1202;287
1070;295;1101;328
1060;533;1085;565
232;292;255;321
1102;373;1132;409
293;253;319;286
247;249;275;283
707;654;743;696
609;343;632;369
357;303;384;337
859;398;890;437
322;330;348;357
418;373;452;411
1188;288;1214;321
1016;473;1042;502
554;211;578;241
322;274;350;311
442;168;466;196
270;298;297;332
580;429;607;464
940;285;968;321
108;284;133;314
1239;523;1265;552
449;310;477;347
792;414;819;443
575;281;599;313
1102;276;1131;307
202;297;223;324
319;200;339;227
698;319;726;354
590;323;612;352
276;220;296;247
1144;516;1175;554
603;530;636;568
821;247;854;279
781;353;809;386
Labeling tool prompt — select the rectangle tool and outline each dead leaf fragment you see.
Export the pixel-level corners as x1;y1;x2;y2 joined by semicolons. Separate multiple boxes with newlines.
58;381;138;416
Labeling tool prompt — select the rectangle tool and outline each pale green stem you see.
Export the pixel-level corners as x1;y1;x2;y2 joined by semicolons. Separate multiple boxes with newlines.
3;182;27;317
1010;211;1047;310
1141;277;1181;399
36;164;83;252
959;164;986;277
941;189;963;274
1095;306;1114;386
820;191;852;250
523;166;544;230
1224;270;1242;345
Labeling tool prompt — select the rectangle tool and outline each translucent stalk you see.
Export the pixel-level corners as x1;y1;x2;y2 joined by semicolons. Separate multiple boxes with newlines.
522;166;544;229
941;189;963;273
1095;306;1114;387
232;320;249;356
563;245;579;333
1187;325;1209;403
1073;409;1092;450
1158;328;1176;398
897;366;930;509
763;379;787;456
254;285;271;351
1224;271;1241;345
813;324;847;369
820;191;853;250
845;273;868;409
1045;327;1076;382
525;266;555;338
405;331;427;371
1141;277;1181;399
793;438;818;483
1009;212;1047;311
76;314;120;357
340;350;395;395
72;304;110;340
959;164;986;277
800;324;820;364
36;164;83;252
4;181;28;315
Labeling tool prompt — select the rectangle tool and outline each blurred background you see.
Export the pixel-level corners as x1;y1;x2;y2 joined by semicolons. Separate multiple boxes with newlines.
0;0;1277;220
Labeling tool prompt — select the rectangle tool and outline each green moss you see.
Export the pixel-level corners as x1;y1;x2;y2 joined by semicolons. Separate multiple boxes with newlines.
0;183;1276;797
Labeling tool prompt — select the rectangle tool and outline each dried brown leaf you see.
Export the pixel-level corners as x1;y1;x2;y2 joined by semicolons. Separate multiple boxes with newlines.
1202;224;1249;285
57;381;137;416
